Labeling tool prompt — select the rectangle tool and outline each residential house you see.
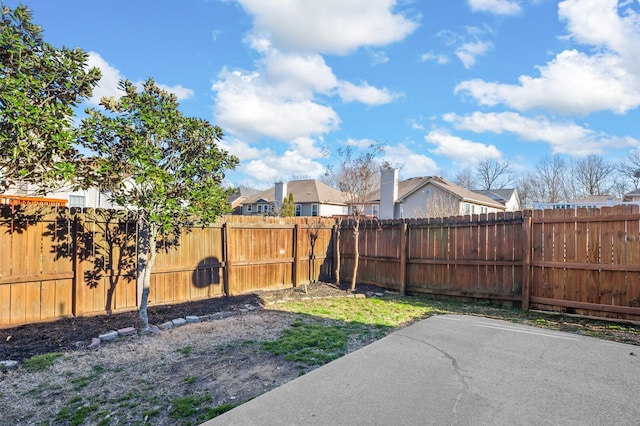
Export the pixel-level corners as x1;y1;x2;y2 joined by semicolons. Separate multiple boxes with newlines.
623;189;640;204
240;179;348;217
227;186;259;215
473;189;521;212
370;169;506;220
534;195;627;211
2;182;118;208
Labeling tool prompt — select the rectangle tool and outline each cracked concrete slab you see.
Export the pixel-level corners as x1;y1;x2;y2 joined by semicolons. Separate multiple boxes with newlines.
204;315;640;426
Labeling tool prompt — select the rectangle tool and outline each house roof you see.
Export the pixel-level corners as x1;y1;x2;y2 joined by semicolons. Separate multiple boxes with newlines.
473;189;517;205
242;180;347;205
405;177;505;209
573;195;620;203
623;189;640;201
368;176;505;209
227;186;259;204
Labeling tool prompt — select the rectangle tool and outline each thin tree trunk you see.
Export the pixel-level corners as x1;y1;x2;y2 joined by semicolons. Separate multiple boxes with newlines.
350;220;359;292
138;223;157;331
334;222;341;286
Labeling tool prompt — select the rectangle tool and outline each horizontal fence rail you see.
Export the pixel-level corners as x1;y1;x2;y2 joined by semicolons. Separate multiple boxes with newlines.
2;204;640;327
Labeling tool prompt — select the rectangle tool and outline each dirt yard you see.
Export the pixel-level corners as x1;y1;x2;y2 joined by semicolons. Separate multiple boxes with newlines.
0;282;383;425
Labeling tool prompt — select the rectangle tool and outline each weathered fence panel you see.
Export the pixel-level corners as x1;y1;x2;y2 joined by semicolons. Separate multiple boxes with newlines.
3;203;640;328
530;205;640;321
0;206;75;326
0;208;334;327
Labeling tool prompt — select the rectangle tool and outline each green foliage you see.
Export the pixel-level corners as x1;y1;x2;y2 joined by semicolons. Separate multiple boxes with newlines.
261;319;353;366
80;78;238;230
55;395;98;426
22;352;63;372
278;297;439;328
281;192;294;217
80;78;238;329
169;395;235;425
0;4;100;192
177;346;193;356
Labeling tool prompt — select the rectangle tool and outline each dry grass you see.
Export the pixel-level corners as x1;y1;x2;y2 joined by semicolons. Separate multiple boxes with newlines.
0;311;305;426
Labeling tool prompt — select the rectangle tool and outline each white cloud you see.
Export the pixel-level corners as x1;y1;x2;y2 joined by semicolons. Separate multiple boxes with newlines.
212;69;340;141
455;0;640;115
235;0;419;54
338;81;402;105
261;49;338;100
425;129;502;164
382;143;439;177
559;0;640;60
420;52;450;64
368;49;390;65
443;111;640;155
219;138;267;161
243;149;326;186
87;52;194;105
156;83;194;101
455;40;493;69
86;52;123;106
468;0;522;16
455;50;640;114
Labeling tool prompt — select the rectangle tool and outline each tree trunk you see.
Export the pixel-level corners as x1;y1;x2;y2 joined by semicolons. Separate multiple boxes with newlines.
334;222;341;286
350;219;359;292
138;222;157;331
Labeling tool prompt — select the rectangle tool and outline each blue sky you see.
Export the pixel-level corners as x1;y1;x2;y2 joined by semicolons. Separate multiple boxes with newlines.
7;0;640;189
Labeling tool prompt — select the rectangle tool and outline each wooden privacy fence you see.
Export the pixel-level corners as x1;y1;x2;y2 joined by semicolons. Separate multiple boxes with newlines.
339;206;640;322
3;204;640;327
0;206;334;327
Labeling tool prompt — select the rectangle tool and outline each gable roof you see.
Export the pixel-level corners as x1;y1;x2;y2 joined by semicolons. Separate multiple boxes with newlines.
366;176;505;209
242;180;346;205
405;177;505;208
227;186;259;204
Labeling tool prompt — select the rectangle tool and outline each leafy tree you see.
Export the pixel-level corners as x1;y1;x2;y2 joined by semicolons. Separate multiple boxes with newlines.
0;4;100;193
281;193;294;217
328;143;384;291
80;78;238;330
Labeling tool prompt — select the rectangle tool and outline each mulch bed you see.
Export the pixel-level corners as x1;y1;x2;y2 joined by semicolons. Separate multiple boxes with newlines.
0;282;382;361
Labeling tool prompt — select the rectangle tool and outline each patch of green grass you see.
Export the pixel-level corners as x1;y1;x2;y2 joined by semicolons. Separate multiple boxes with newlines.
177;346;193;356
261;319;355;367
276;296;439;329
70;373;98;390
169;395;237;425
184;375;198;385
22;352;64;372
55;395;98;426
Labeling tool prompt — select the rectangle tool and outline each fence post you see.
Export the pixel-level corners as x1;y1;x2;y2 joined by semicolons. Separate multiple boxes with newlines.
399;222;408;296
291;224;299;288
72;210;85;317
521;214;532;310
223;222;231;296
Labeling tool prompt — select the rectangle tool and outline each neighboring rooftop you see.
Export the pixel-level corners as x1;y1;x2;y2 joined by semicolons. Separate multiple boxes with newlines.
243;180;346;205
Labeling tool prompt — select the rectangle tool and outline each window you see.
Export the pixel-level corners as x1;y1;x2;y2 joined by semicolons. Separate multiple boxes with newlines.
371;204;379;217
311;204;318;217
295;204;301;216
257;204;263;213
247;205;252;213
68;195;85;208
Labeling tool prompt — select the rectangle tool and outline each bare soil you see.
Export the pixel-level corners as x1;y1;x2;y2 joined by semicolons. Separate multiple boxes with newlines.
0;282;384;425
